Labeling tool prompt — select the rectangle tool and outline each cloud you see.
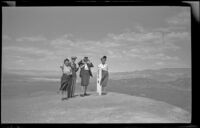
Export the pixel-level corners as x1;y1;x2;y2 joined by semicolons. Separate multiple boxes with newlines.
51;34;121;49
3;35;12;40
105;30;183;61
2;22;190;73
50;29;189;60
108;32;161;43
2;46;57;65
166;31;190;41
105;25;191;59
155;61;165;66
123;50;179;61
50;35;76;48
3;46;53;56
166;10;190;26
107;50;123;58
155;61;190;68
16;36;47;42
50;34;121;58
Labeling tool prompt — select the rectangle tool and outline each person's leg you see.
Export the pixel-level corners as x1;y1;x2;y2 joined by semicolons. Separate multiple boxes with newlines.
61;91;67;100
67;83;70;98
70;80;73;97
71;78;74;97
72;77;76;97
103;87;107;94
84;86;87;95
65;90;68;100
84;74;90;95
99;85;102;95
80;77;85;96
80;86;85;96
61;91;64;100
70;77;74;98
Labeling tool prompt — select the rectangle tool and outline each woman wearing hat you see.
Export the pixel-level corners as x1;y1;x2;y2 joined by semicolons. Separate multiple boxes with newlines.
70;56;79;98
59;58;73;100
97;56;109;95
78;57;94;96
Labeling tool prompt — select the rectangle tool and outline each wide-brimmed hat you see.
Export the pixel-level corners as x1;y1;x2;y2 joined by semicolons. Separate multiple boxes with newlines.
71;56;77;59
83;56;89;61
64;58;69;63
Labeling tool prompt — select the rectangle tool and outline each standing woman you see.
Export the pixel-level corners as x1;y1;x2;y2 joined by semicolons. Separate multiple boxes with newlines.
70;56;79;98
98;56;109;95
59;58;73;100
78;57;94;96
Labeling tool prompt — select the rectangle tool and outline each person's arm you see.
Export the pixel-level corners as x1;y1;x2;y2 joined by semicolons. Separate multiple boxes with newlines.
65;66;72;75
89;63;94;68
80;64;85;68
106;64;109;71
60;64;64;73
87;61;94;67
78;60;84;67
69;67;73;75
75;64;79;72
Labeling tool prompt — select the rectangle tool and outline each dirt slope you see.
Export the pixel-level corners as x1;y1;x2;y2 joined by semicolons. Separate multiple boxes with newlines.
1;92;191;123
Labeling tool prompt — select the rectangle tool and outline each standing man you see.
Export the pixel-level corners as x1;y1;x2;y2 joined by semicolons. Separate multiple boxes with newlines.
70;56;79;98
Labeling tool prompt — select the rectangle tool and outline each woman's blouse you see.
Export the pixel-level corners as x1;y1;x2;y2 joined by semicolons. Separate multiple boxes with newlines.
63;64;72;75
98;63;108;71
84;63;89;70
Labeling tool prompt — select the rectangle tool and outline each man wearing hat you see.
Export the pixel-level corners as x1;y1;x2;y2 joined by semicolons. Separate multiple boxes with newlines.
78;56;94;96
70;56;79;98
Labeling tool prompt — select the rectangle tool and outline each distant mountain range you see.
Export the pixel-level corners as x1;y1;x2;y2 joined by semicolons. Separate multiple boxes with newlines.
2;67;191;83
108;68;191;82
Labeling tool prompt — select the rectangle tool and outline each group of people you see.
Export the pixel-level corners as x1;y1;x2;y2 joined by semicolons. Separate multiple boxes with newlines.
58;56;109;101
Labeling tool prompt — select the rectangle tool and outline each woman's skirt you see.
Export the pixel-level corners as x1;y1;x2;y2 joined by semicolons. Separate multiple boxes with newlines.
81;70;90;86
60;74;72;91
100;70;109;87
70;75;77;96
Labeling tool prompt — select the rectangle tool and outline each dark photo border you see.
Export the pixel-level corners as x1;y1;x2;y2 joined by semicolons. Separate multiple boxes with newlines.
1;0;199;128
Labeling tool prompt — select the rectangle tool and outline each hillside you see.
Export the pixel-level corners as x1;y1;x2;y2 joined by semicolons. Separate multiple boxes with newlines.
1;92;191;123
2;68;191;112
109;68;191;81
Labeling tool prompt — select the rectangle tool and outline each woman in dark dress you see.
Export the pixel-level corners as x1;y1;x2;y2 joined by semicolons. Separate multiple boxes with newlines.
59;58;73;100
78;57;94;96
70;56;79;98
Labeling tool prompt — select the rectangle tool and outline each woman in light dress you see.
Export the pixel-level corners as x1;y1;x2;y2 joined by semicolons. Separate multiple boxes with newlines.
59;58;73;100
97;56;109;95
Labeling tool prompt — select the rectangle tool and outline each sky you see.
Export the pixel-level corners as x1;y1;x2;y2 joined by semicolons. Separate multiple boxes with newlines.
2;7;191;74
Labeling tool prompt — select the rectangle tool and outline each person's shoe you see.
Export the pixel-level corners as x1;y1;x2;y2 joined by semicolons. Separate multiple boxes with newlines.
102;92;107;95
62;97;68;101
80;94;85;97
84;93;90;96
